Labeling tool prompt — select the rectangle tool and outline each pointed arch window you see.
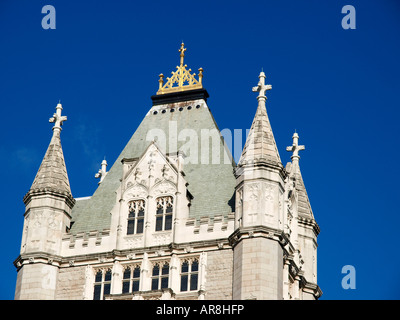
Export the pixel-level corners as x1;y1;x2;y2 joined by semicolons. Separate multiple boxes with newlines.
122;265;141;294
93;268;112;300
127;200;145;235
155;196;173;231
151;262;169;290
180;259;199;292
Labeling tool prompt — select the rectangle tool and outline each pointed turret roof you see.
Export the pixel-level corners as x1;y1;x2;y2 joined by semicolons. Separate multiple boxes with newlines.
286;132;314;220
238;72;282;167
24;103;73;204
30;131;72;194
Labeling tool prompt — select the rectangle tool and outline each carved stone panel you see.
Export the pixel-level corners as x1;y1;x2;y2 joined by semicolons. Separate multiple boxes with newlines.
152;232;172;246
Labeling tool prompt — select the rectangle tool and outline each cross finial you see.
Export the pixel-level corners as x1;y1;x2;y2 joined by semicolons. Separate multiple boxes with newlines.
179;42;186;66
49;102;67;134
286;132;305;164
95;159;108;184
252;71;272;100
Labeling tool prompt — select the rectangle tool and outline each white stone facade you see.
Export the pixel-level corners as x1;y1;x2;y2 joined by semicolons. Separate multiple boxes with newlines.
14;71;321;300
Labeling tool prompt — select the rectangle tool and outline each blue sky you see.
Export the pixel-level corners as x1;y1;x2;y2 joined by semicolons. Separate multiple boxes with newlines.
1;0;399;300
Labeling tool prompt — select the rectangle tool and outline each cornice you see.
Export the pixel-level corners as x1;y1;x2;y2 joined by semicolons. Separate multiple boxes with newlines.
23;187;76;209
228;225;288;249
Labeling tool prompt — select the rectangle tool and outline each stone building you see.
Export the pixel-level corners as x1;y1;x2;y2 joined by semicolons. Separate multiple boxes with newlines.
14;44;321;300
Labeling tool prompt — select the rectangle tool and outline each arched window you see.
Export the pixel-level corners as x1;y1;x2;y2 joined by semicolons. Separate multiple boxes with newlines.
93;268;112;300
122;266;141;294
155;196;173;231
151;262;169;290
180;259;199;292
127;200;145;235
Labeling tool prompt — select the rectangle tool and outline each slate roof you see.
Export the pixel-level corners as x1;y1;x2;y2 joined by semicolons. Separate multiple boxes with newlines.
69;93;236;234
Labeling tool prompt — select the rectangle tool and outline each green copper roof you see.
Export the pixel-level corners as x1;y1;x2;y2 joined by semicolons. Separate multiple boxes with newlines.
70;97;236;234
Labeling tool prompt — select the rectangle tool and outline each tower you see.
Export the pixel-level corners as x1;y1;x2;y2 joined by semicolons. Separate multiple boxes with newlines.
14;103;75;299
14;44;321;300
230;72;286;299
284;132;320;299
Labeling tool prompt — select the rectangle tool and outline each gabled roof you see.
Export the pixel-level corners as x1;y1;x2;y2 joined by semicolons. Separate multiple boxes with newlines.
70;92;236;233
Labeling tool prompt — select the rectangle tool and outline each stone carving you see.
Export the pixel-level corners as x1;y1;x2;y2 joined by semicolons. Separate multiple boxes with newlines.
126;236;143;248
153;181;176;195
126;253;136;260
249;183;259;200
265;184;274;201
153;233;171;246
47;212;59;230
32;210;44;228
125;183;147;199
155;250;165;256
148;151;157;174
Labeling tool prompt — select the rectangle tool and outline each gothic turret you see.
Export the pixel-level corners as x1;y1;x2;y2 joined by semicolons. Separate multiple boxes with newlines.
284;132;321;299
231;71;287;300
14;102;75;300
238;71;282;168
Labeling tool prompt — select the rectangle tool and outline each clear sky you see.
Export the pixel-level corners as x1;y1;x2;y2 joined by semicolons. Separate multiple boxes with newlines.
1;0;399;300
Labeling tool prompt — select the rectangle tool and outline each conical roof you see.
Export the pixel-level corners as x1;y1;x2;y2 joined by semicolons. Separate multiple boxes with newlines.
238;72;282;167
285;132;314;220
24;103;73;204
30;131;72;195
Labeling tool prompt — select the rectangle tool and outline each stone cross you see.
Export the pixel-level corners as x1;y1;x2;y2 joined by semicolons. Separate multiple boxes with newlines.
252;71;272;99
49;102;67;132
286;132;305;163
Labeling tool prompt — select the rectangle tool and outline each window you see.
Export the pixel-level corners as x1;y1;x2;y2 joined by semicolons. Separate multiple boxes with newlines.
127;200;145;235
155;196;173;231
122;266;141;294
151;262;169;290
93;269;112;300
180;259;199;292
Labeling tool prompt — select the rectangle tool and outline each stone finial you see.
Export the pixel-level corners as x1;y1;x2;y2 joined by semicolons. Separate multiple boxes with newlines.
95;159;108;184
49;102;67;134
286;132;305;164
238;71;282;167
252;71;272;100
